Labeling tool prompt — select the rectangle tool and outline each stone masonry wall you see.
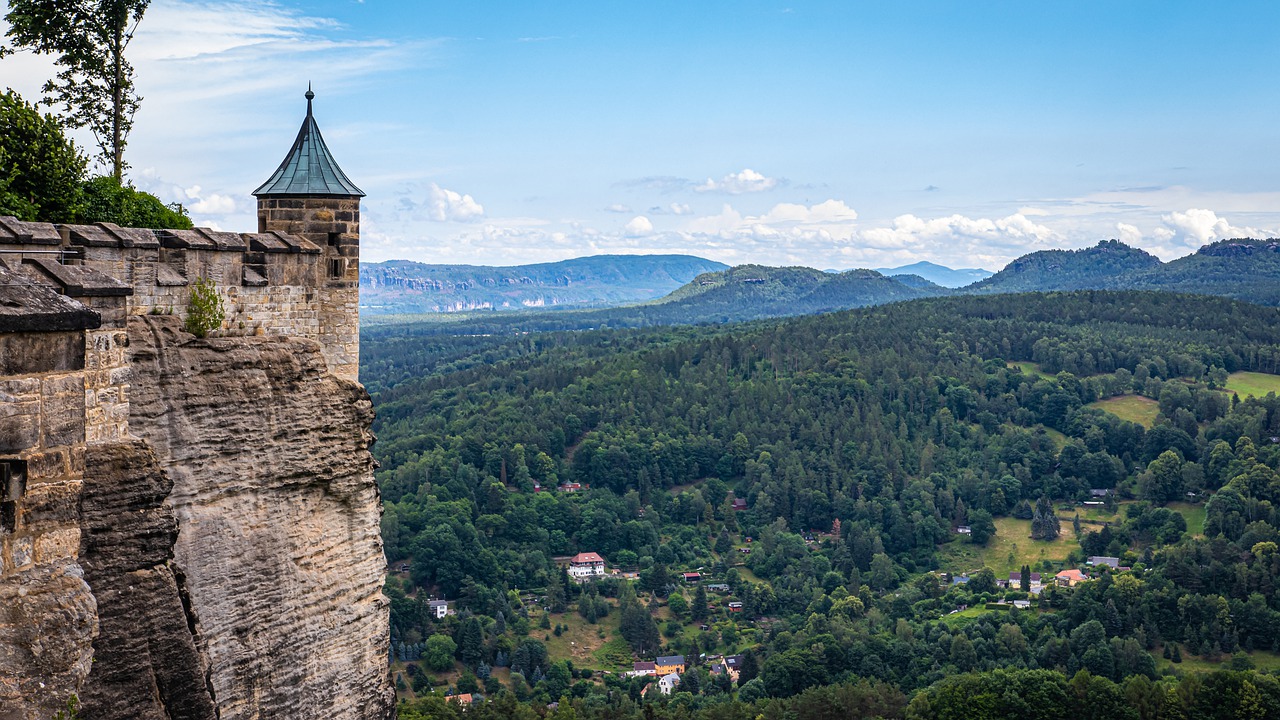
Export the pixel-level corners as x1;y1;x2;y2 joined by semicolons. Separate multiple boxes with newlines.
0;326;98;719
257;197;361;382
0;216;341;374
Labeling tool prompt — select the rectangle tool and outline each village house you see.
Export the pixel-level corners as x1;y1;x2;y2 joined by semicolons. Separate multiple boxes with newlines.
706;583;730;593
1055;568;1088;587
1088;556;1121;569
558;482;585;493
630;661;657;677
682;572;702;583
723;654;744;681
568;552;607;582
955;525;972;535
428;599;450;619
658;672;681;695
655;655;686;675
727;601;743;612
447;693;473;706
731;498;748;511
1008;571;1042;588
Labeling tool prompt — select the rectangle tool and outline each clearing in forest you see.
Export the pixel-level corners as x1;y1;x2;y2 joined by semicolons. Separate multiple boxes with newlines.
1223;371;1280;398
938;516;1077;578
1086;395;1160;428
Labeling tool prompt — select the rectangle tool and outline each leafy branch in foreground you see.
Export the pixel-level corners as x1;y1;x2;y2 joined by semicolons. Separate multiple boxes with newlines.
2;0;152;179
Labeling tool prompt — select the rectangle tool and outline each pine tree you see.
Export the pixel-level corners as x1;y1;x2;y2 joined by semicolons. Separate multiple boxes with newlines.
1019;564;1031;593
1171;644;1182;663
692;583;709;622
460;617;485;668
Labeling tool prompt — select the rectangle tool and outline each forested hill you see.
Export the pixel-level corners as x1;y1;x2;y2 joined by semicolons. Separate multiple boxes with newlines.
968;238;1280;302
360;254;727;314
965;240;1162;293
369;290;1280;718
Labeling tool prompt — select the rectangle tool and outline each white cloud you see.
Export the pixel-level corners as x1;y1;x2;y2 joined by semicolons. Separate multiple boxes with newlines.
669;202;692;215
624;216;654;236
1116;222;1143;245
861;213;1056;252
426;184;485;222
695;168;779;194
605;203;632;213
685;199;858;240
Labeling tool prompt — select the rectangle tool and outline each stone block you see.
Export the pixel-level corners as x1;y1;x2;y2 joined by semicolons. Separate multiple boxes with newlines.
22;481;79;525
24;449;68;481
41;388;85;449
0;331;85;376
0;401;39;453
34;528;80;564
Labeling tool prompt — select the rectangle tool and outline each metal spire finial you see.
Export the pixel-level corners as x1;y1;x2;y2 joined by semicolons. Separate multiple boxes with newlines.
305;83;315;114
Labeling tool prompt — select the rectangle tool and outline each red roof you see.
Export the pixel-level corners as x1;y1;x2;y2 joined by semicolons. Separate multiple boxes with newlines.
570;552;605;564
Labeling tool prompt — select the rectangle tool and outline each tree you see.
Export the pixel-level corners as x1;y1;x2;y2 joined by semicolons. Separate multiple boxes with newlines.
1019;564;1031;593
80;175;192;229
3;0;152;179
968;509;996;545
459;617;484;668
546;576;567;614
0;89;85;222
691;583;708;621
424;634;458;672
619;602;659;655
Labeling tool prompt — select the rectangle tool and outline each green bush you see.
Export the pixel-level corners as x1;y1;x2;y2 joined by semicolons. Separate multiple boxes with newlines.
0;90;86;223
81;175;193;229
184;277;225;338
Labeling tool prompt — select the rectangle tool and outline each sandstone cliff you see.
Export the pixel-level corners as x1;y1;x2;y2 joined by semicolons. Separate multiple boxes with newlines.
116;315;394;719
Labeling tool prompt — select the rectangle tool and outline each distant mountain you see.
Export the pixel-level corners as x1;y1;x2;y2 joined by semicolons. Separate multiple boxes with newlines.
360;254;728;314
631;265;943;324
966;240;1162;293
874;261;993;288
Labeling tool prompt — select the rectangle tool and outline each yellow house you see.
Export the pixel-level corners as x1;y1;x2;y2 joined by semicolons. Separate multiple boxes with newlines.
655;655;685;675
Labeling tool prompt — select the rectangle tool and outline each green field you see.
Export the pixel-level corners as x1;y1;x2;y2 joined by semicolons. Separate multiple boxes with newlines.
1086;395;1161;428
1166;502;1207;537
536;601;625;671
1224;371;1280;399
939;516;1078;577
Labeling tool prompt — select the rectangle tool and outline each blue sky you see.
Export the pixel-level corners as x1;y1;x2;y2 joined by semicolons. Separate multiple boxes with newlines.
4;1;1280;269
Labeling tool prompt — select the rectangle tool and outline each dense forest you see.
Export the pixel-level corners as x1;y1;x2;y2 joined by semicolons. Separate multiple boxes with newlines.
363;291;1280;718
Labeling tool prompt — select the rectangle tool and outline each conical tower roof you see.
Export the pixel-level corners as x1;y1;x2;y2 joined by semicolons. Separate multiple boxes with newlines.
253;87;365;198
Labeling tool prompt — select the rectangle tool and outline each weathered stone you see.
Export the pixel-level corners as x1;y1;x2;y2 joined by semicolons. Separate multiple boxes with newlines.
77;440;218;720
127;315;393;720
0;563;97;719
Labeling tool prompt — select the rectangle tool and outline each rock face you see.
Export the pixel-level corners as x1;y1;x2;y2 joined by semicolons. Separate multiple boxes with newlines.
120;315;394;719
77;439;217;720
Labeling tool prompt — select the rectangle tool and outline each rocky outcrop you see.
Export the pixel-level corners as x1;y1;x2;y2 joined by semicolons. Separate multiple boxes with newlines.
123;315;393;719
0;562;97;720
77;439;217;720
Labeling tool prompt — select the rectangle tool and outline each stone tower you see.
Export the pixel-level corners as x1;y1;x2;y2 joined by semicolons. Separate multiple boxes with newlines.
253;87;364;382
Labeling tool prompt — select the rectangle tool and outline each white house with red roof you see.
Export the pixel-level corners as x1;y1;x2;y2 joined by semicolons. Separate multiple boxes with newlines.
568;552;607;581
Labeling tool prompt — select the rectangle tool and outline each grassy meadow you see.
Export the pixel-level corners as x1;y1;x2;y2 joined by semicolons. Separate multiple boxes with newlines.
1086;395;1161;428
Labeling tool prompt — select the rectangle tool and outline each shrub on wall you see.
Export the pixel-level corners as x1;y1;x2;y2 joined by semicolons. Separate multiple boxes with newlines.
185;277;225;338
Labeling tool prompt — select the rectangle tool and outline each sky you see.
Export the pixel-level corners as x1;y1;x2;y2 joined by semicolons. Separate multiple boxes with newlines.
3;1;1280;271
